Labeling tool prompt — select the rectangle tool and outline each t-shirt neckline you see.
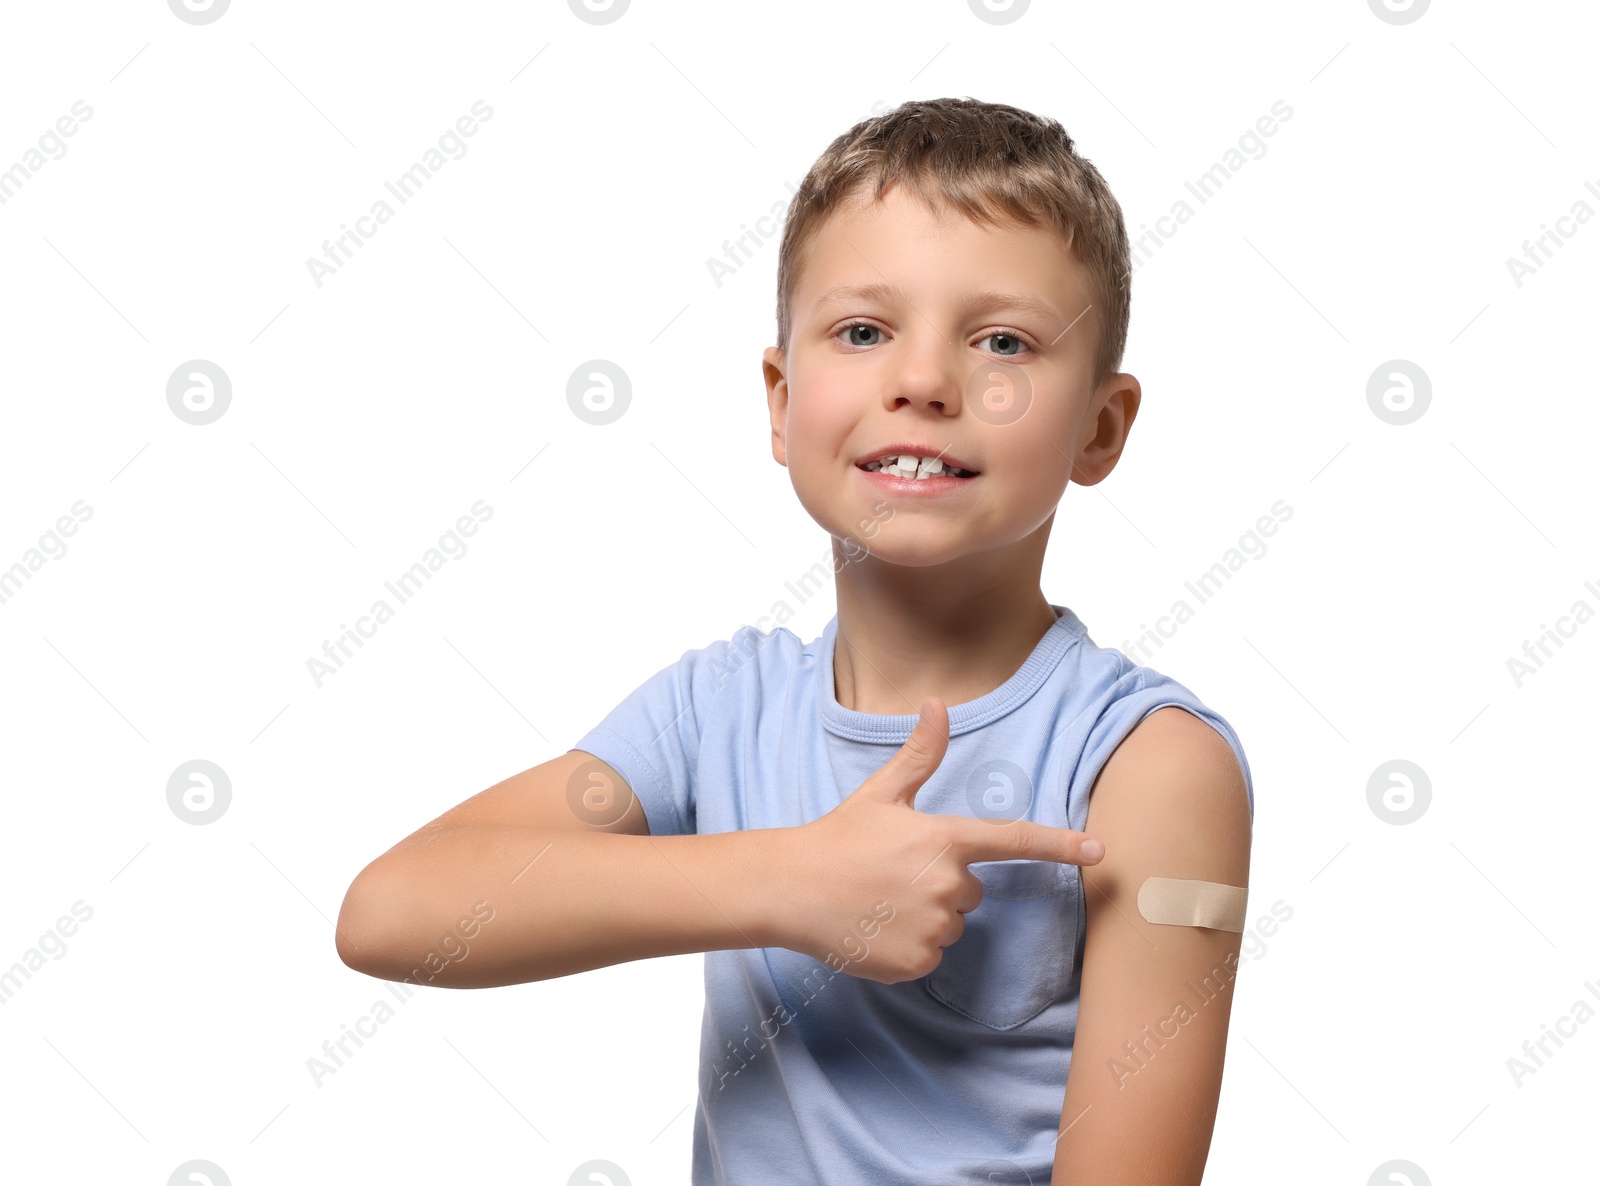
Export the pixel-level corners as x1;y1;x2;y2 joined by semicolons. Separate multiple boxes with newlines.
816;604;1083;743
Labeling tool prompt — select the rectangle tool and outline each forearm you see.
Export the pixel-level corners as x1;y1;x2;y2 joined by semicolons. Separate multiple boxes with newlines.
336;823;791;988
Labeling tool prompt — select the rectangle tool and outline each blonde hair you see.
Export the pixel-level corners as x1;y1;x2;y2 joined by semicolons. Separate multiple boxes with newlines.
775;97;1131;386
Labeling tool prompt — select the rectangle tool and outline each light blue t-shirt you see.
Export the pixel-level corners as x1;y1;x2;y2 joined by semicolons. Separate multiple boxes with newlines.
572;604;1255;1185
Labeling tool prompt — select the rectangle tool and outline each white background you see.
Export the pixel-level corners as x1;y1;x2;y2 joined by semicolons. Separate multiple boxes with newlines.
1;1;1595;1182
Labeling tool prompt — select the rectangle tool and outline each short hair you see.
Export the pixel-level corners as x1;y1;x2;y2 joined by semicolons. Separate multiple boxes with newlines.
775;97;1131;387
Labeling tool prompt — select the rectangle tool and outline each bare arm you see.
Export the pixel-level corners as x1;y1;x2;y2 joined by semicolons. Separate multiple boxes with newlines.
1053;707;1253;1184
336;700;1109;994
334;749;788;988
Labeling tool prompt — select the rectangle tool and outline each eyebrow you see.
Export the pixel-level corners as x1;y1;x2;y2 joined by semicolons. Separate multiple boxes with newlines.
810;282;1065;326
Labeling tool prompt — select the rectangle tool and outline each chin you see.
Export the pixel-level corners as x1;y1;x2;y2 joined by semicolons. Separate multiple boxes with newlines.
836;535;975;570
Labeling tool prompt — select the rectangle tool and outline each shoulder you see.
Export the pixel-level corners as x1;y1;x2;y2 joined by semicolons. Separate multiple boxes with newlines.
664;619;809;717
590;619;805;725
694;619;805;683
1093;646;1255;818
1109;705;1247;795
1089;705;1252;883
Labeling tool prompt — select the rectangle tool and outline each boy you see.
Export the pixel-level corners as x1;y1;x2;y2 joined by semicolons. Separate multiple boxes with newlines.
336;97;1255;1184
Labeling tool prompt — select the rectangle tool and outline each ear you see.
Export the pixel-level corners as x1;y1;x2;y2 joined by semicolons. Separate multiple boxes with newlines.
763;345;789;467
1070;371;1142;487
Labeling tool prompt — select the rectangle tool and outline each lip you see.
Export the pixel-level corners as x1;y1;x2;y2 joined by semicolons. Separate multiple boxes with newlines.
854;443;980;475
857;467;978;496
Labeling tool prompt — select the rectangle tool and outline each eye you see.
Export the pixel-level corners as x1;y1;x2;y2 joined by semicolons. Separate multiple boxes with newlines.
836;320;883;348
979;331;1033;357
833;321;1036;356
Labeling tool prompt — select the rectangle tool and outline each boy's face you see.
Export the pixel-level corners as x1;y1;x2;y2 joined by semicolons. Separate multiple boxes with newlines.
764;183;1139;570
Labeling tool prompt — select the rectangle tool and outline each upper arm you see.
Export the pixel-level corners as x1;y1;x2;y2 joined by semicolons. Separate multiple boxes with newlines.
1054;706;1253;1184
378;750;651;868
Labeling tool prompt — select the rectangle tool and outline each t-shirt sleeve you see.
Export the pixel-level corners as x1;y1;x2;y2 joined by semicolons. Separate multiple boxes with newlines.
1068;663;1256;833
570;642;729;837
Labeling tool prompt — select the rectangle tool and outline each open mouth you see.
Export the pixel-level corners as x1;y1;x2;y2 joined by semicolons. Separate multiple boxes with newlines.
858;454;978;480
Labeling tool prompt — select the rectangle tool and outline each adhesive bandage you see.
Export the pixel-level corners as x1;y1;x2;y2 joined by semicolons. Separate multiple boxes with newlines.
1137;877;1248;933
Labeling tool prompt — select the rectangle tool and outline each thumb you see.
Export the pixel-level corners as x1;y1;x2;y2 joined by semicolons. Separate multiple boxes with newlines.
863;695;949;806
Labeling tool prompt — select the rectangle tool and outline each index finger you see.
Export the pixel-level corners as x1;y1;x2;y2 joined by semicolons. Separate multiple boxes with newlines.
952;816;1106;866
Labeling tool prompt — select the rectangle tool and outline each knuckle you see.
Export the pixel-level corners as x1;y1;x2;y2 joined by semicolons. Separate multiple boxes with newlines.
1005;822;1039;858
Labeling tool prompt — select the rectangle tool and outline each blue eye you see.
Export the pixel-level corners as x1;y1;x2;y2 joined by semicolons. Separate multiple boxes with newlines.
837;321;1034;356
839;322;882;347
980;332;1030;357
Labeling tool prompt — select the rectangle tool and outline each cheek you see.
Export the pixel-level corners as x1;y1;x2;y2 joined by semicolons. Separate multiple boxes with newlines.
1000;411;1070;469
1001;419;1078;501
784;373;856;453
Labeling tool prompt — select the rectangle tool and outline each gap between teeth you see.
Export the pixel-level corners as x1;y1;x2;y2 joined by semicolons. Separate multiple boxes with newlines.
863;455;973;479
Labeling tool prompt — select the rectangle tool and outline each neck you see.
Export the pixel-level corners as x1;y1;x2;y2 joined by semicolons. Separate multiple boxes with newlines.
829;534;1059;716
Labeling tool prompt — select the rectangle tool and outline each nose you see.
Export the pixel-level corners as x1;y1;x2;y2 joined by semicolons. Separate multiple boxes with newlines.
881;333;964;416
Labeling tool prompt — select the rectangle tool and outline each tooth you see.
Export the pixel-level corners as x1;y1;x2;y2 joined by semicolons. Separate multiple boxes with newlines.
866;453;968;477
